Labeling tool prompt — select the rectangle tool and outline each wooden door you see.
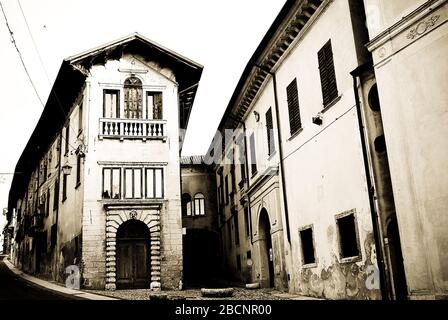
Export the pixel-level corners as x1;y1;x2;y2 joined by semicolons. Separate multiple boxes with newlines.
116;240;150;289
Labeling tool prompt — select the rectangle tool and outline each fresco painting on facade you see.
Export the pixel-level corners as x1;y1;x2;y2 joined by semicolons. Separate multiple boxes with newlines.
2;0;447;302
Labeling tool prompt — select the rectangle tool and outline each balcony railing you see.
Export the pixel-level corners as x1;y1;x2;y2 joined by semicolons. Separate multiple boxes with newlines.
99;118;167;141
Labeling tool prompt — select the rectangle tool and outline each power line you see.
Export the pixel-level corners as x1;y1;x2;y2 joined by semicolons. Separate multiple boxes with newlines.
0;0;45;107
16;0;82;152
17;0;49;81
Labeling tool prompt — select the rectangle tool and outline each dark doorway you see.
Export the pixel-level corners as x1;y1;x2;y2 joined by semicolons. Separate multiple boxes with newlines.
183;228;220;288
387;217;408;300
116;220;150;289
258;209;274;288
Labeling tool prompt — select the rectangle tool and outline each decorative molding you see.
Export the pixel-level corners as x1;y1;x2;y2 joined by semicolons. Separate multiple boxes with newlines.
406;15;440;39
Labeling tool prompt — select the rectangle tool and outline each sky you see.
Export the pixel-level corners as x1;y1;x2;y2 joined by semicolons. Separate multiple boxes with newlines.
0;0;287;213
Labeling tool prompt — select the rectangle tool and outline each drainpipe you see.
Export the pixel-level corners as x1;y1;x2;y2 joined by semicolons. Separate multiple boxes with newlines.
252;63;291;245
350;63;388;300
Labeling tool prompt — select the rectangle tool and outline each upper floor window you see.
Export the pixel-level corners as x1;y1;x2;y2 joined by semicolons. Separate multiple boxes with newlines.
124;168;143;199
124;77;143;119
78;102;83;134
265;107;275;156
103;168;121;199
145;168;164;199
193;193;205;216
103;89;120;118
64;124;70;156
182;193;192;216
286;78;302;136
318;40;338;107
249;133;257;176
147;92;163;119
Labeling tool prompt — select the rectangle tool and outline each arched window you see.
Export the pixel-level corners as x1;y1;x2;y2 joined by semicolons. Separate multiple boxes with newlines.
194;193;205;216
182;193;192;216
124;77;143;119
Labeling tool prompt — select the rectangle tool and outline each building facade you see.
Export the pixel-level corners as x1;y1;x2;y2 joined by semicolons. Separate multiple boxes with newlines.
362;0;448;300
180;156;220;287
7;34;202;290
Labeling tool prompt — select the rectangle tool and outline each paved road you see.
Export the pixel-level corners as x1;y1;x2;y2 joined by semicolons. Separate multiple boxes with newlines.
0;255;78;300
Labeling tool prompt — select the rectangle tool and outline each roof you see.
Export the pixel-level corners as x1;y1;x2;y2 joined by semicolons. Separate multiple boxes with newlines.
8;33;203;213
180;155;206;165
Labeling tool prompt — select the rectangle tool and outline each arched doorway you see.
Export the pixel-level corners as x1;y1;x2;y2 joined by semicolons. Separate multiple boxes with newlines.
258;209;275;288
387;217;408;299
116;220;150;289
183;228;220;288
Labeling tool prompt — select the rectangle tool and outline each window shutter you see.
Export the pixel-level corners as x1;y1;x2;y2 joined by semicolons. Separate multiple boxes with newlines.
318;40;338;106
286;79;302;135
265;108;275;156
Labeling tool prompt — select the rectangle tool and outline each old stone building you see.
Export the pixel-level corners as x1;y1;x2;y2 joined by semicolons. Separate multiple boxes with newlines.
7;33;203;290
180;156;220;287
361;0;448;300
206;0;448;300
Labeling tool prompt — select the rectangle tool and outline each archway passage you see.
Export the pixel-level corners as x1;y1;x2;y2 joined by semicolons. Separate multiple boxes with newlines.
258;209;275;288
116;220;150;289
387;217;408;300
183;229;220;288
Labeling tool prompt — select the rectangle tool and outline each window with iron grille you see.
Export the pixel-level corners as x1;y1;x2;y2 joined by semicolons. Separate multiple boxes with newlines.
265;107;275;156
286;79;302;135
318;40;338;107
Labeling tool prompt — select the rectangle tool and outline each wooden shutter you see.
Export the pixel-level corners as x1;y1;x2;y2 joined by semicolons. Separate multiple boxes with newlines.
286;79;302;135
265;108;275;156
318;40;338;107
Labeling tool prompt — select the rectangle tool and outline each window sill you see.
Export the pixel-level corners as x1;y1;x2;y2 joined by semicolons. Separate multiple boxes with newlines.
301;262;318;269
287;127;304;142
339;255;361;264
321;95;342;113
267;151;277;161
75;182;81;189
62;196;67;203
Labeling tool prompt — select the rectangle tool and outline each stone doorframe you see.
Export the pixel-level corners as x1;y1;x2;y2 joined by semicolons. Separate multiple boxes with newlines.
104;204;162;291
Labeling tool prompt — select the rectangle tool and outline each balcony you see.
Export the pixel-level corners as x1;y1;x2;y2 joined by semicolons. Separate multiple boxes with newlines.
99;118;167;141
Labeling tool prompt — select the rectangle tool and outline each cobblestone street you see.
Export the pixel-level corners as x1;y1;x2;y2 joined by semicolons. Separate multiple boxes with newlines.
87;288;320;300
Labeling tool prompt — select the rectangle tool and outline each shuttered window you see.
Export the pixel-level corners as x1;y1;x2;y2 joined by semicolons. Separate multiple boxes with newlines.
265;108;275;156
318;40;338;107
286;79;302;135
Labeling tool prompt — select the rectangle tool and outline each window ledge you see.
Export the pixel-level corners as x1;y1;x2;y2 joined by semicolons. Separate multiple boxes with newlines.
301;262;318;269
287;127;304;142
339;255;361;264
321;95;342;113
267;151;277;161
75;182;81;189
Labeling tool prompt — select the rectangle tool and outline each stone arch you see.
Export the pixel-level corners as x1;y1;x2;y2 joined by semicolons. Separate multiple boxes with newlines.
105;208;161;291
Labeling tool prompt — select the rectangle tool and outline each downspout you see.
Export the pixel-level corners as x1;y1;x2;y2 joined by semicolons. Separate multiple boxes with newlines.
350;64;388;300
252;63;291;245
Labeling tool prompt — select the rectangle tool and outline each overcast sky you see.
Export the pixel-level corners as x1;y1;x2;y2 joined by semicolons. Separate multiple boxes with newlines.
0;0;286;214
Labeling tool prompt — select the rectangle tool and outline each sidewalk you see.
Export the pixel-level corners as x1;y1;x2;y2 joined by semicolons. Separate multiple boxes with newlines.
3;258;118;300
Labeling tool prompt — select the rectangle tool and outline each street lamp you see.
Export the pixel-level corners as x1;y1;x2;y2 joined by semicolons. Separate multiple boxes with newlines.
62;157;72;175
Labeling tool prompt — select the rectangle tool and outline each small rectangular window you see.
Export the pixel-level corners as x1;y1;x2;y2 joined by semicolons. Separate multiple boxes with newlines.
265;108;275;156
236;254;241;271
299;227;316;265
249;133;257;176
244;207;250;238
225;175;229;205
103;89;120;118
147;92;163;120
194;194;205;216
234;214;240;245
76;155;81;187
286;79;302;135
336;212;360;259
102;168;121;199
78;102;83;134
65;125;70;156
318;40;338;107
145;168;164;199
247;251;251;260
53;180;59;211
62;174;67;201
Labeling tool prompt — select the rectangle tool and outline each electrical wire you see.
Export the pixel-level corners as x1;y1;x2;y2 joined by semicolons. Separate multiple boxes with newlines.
0;0;45;107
